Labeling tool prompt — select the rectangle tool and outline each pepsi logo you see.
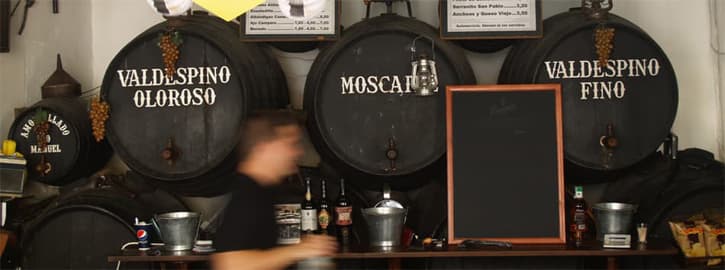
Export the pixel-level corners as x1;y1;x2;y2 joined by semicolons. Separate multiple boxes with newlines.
137;229;148;239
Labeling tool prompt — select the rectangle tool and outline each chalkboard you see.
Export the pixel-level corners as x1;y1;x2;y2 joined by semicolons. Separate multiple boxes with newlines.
446;84;565;244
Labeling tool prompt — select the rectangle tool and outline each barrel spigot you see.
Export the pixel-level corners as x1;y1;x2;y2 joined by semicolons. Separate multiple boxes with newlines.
600;123;618;149
35;155;52;176
385;137;398;173
161;137;179;165
599;123;617;168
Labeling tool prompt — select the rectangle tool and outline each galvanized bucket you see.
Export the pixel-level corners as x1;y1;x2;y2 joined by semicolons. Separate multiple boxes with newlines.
152;211;201;251
592;203;637;240
361;207;407;247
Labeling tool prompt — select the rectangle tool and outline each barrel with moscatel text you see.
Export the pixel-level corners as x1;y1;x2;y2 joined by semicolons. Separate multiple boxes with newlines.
499;10;677;175
101;14;289;196
8;98;113;185
305;14;476;188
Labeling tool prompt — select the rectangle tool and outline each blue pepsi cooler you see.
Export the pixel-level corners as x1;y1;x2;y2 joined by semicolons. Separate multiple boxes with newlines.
134;221;154;250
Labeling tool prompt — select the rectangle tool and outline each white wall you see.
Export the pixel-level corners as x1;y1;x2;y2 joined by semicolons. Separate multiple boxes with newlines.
712;0;725;161
90;1;162;89
0;0;93;138
1;0;721;161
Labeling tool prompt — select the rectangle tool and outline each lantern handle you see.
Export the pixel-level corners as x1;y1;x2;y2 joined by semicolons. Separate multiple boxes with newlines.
365;0;413;19
410;35;435;61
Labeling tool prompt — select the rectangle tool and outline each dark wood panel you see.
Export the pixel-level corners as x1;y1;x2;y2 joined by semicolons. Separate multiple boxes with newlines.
108;242;677;262
0;0;9;52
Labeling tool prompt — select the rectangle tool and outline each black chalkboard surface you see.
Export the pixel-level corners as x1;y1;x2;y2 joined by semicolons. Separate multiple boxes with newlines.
446;84;565;244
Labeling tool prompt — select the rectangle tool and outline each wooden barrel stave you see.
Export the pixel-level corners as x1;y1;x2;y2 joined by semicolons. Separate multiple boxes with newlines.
20;187;187;269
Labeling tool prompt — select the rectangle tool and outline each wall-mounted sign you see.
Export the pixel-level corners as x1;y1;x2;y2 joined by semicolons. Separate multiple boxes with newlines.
240;0;339;42
440;0;542;39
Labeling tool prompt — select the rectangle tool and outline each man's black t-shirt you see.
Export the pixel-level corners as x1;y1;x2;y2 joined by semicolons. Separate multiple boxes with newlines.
214;173;277;252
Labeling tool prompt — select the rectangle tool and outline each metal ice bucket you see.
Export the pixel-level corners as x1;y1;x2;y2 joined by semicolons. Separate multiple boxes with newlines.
592;203;637;240
361;207;407;247
152;211;201;251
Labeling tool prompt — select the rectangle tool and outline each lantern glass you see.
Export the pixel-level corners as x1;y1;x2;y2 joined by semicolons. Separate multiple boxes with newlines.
411;57;438;96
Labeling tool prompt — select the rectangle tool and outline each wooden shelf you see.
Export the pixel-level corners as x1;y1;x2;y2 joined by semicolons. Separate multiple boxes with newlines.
108;241;678;262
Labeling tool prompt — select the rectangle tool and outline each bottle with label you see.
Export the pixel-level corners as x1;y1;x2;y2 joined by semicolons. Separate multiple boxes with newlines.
335;178;352;247
318;178;330;235
569;186;589;247
301;177;318;234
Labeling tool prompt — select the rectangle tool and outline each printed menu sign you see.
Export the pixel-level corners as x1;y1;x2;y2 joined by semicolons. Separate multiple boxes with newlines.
440;0;541;39
241;0;338;41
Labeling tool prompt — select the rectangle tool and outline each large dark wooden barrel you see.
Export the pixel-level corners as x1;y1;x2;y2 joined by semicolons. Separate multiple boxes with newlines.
304;14;476;188
21;187;186;270
499;9;678;176
8;98;113;185
101;14;289;196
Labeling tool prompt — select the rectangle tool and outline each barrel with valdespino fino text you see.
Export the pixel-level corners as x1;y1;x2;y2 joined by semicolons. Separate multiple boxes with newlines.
101;14;289;197
304;14;476;189
499;10;678;178
8;98;113;185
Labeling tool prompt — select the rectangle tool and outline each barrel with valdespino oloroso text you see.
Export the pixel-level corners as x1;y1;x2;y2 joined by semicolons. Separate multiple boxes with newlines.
499;8;678;177
304;14;476;189
101;14;289;196
8;98;113;185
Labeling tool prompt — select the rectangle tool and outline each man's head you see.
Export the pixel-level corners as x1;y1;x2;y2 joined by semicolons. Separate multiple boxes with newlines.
237;111;303;185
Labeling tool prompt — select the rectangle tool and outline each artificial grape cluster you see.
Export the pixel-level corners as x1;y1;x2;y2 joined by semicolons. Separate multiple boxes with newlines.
31;109;50;151
594;26;615;67
34;121;50;150
90;97;110;142
158;31;182;79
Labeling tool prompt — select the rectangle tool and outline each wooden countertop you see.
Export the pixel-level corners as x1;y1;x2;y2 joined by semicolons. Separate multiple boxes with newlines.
108;241;678;263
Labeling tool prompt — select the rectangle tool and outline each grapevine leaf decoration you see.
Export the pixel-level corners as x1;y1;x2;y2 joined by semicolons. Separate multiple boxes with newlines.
172;31;183;46
32;108;48;124
158;30;182;79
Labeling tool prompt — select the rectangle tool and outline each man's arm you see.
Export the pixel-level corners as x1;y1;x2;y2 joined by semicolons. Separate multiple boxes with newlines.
211;235;337;270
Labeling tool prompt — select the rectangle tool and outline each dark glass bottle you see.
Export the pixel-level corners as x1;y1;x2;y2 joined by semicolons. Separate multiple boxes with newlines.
301;177;318;234
569;186;589;247
318;178;330;235
335;178;352;246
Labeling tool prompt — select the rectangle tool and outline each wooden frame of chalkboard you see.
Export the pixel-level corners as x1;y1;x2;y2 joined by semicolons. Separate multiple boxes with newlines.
446;84;565;244
239;0;340;42
439;0;542;40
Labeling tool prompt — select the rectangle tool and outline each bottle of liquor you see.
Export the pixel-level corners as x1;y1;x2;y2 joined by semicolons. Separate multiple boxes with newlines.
301;177;318;234
569;186;588;247
335;178;352;247
318;178;330;235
